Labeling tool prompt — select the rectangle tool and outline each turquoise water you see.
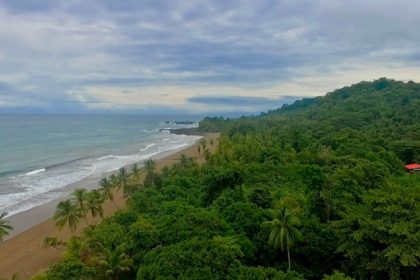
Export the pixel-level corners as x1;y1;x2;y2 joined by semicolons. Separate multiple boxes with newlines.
0;115;201;215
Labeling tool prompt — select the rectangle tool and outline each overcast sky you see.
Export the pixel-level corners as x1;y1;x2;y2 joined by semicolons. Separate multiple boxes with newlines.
0;0;419;114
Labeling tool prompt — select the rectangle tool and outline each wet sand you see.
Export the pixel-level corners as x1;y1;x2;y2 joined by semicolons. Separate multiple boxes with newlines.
0;133;219;278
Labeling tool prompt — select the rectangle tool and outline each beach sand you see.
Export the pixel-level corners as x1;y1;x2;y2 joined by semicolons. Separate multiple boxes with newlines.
0;133;219;279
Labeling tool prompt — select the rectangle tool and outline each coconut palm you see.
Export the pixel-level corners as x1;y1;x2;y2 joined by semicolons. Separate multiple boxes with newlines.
109;174;118;187
54;199;82;231
43;236;66;249
99;177;114;201
0;212;13;242
117;167;128;191
72;188;88;216
199;138;207;151
131;164;140;182
264;208;303;271
97;243;133;280
143;159;157;187
179;154;192;169
86;190;104;220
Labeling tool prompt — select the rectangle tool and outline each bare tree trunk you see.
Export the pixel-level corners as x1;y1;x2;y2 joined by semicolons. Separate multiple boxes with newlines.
287;249;291;272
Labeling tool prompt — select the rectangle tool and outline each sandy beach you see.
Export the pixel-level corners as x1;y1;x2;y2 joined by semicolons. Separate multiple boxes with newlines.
0;133;219;279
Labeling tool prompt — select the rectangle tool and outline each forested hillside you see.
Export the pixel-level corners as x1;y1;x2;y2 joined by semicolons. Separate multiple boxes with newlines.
39;79;419;280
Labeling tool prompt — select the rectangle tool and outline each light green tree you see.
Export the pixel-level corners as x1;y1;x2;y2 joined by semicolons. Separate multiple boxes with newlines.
264;207;303;271
54;199;82;231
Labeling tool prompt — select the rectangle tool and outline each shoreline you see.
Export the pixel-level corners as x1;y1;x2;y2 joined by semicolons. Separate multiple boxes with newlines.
5;135;201;239
0;133;219;278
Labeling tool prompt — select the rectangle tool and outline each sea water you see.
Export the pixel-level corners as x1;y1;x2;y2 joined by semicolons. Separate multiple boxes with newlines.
0;115;201;216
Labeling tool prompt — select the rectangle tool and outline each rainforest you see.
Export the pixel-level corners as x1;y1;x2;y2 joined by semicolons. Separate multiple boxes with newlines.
23;79;420;279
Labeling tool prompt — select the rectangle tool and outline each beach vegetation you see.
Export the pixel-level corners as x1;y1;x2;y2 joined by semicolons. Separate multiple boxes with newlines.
54;199;82;232
0;212;12;242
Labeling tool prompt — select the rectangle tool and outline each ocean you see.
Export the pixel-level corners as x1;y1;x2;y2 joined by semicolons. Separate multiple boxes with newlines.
0;114;201;216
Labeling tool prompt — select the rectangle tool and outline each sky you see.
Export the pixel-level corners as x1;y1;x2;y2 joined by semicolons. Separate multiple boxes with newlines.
0;0;420;114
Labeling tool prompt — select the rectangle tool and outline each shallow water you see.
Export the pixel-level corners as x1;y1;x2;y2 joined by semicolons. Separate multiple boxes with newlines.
0;114;201;215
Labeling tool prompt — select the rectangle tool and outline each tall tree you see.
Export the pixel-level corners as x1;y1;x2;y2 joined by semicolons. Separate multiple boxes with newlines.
86;190;104;221
143;160;157;187
118;167;129;193
131;164;140;182
99;177;114;202
54;199;82;231
72;188;88;217
0;212;12;242
264;208;303;271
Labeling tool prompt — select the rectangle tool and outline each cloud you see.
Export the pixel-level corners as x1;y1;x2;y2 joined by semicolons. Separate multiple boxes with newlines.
0;0;420;114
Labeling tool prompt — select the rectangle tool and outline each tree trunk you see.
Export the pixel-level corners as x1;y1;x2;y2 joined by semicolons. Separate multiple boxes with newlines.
287;248;291;272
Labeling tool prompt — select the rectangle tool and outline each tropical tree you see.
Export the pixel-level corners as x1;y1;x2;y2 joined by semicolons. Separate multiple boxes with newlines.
0;212;13;242
118;167;129;192
97;243;133;280
54;199;82;231
144;159;157;187
109;174;118;187
72;188;88;216
99;177;114;202
264;207;303;271
199;138;207;151
86;190;104;221
44;236;66;249
131;164;140;182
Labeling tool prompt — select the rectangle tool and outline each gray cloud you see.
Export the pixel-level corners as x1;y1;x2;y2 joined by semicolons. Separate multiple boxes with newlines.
0;0;420;113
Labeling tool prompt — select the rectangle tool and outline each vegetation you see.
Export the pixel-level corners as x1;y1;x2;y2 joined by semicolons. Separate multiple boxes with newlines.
0;212;12;242
41;79;419;279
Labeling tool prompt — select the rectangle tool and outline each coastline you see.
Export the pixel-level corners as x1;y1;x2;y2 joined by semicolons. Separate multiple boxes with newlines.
0;132;219;278
5;133;201;239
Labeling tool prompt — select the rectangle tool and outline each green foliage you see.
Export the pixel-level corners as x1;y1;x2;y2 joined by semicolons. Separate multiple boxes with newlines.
47;260;95;280
46;79;420;279
322;271;354;280
0;212;13;242
54;199;82;231
137;236;243;280
227;265;304;280
335;175;420;280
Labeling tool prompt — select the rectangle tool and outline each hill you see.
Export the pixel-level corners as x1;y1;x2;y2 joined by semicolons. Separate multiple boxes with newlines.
34;79;419;280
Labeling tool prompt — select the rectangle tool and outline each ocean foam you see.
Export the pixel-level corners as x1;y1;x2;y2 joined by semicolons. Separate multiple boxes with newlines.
24;168;46;176
140;143;155;152
0;134;201;216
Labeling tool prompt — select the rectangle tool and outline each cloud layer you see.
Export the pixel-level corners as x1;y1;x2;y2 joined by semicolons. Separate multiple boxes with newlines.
0;0;420;114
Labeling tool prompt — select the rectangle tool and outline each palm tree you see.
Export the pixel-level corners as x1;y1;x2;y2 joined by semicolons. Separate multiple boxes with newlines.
144;159;156;173
143;159;157;187
86;190;104;221
264;208;303;272
109;174;118;187
43;236;66;249
72;188;88;216
199;138;207;151
54;199;82;231
179;154;191;169
99;177;120;210
117;167;128;191
131;164;140;182
0;212;13;242
99;177;114;201
97;243;133;280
